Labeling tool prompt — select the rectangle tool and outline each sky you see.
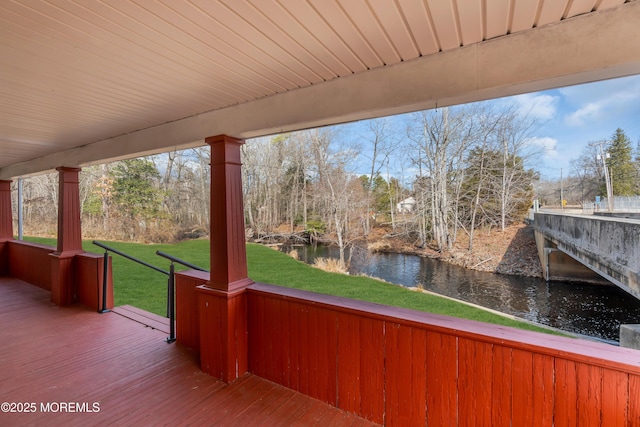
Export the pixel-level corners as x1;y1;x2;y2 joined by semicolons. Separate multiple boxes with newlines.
509;74;640;180
336;74;640;182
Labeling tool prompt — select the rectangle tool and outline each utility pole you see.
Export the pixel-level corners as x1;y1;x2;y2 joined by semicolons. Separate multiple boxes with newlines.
560;168;564;210
591;140;613;211
18;178;23;240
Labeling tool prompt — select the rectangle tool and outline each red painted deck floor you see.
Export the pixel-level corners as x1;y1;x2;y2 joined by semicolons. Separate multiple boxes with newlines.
0;277;378;426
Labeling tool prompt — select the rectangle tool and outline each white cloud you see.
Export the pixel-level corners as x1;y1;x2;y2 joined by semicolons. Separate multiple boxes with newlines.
512;93;558;120
559;75;640;104
525;136;559;159
561;75;640;127
564;102;602;127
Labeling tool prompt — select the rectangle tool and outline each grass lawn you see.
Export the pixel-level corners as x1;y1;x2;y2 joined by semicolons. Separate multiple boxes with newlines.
23;236;559;335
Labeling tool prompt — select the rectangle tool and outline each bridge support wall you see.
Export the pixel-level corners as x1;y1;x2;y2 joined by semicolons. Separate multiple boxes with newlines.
534;212;640;299
534;231;610;285
620;324;640;350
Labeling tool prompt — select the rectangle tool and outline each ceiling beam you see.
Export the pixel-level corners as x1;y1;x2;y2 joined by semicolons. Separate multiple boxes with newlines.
1;1;639;179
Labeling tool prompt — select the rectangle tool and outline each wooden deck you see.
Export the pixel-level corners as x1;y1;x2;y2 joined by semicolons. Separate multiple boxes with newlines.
0;277;377;426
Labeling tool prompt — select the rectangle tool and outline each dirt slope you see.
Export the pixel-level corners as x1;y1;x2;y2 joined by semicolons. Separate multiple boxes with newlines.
368;223;542;278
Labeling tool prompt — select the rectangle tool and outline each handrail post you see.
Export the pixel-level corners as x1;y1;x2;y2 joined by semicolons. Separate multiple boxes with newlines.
99;250;110;313
91;242;197;343
155;250;208;272
166;262;176;343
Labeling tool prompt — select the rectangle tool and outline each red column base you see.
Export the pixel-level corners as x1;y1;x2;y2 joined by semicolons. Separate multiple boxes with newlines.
50;252;77;306
75;252;114;311
197;285;249;383
0;239;10;276
175;270;210;353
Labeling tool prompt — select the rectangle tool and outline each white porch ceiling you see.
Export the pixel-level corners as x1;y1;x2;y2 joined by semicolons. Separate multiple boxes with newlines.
1;0;639;179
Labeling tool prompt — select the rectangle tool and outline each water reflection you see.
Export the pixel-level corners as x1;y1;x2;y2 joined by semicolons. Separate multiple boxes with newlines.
282;244;640;342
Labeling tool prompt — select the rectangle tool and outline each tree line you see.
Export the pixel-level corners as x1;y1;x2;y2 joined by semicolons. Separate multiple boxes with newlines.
13;105;638;268
12;149;211;242
9;104;533;265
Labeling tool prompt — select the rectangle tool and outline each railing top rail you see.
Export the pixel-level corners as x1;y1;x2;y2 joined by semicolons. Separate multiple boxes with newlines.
155;250;208;272
92;240;169;276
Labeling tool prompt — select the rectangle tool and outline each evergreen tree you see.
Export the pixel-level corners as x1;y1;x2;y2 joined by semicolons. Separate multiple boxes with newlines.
359;175;393;214
461;148;534;229
605;128;636;196
111;158;163;220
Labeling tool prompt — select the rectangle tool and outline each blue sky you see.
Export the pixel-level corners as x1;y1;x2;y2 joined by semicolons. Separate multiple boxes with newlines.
338;74;640;182
508;74;640;180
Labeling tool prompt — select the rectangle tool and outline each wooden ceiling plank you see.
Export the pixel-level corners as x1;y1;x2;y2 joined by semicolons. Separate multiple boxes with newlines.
0;3;262;103
455;0;483;45
249;0;353;77
396;0;439;55
78;0;281;96
191;0;323;84
216;0;335;81
368;0;420;60
566;0;598;18
426;0;460;51
0;33;235;112
309;0;383;69
9;2;241;97
485;0;511;40
537;0;569;26
338;0;401;65
278;0;367;73
133;0;302;91
129;1;297;93
511;0;539;33
159;2;310;88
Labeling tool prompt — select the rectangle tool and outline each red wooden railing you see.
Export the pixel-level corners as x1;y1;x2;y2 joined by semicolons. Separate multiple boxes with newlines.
5;240;112;310
75;252;113;311
246;283;640;426
0;240;10;276
176;270;209;352
7;240;54;290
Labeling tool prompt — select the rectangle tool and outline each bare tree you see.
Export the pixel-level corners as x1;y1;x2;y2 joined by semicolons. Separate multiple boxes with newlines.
570;144;603;204
19;172;58;236
360;118;400;235
407;107;476;251
465;106;502;251
492;106;539;231
242;136;288;235
305;128;361;269
279;133;311;234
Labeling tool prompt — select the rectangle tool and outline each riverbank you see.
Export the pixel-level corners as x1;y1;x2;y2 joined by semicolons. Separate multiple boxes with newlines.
366;222;543;278
256;222;543;278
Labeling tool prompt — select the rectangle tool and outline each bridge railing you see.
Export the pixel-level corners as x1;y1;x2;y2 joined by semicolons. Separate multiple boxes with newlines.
582;196;640;214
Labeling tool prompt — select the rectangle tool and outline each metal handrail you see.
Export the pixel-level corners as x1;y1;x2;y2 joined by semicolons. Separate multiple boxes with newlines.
155;250;208;272
93;240;169;276
92;241;209;344
155;251;208;345
92;240;174;343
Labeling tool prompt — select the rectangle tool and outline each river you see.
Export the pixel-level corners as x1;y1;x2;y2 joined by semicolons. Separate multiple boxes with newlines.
281;244;640;343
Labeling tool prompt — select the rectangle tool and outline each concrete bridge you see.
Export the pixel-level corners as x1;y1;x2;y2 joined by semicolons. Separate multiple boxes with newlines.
533;210;640;299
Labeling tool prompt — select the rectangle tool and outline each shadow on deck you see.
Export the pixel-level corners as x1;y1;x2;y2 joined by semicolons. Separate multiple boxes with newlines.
0;277;376;426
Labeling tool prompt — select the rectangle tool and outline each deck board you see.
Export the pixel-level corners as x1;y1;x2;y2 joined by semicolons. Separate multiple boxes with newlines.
0;277;377;426
110;304;171;334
